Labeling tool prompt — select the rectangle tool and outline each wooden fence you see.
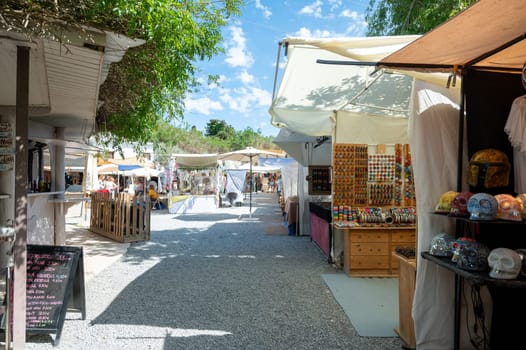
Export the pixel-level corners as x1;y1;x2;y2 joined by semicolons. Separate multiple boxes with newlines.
90;191;151;243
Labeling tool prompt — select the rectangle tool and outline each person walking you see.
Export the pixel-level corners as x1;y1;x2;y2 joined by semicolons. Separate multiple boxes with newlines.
276;174;283;204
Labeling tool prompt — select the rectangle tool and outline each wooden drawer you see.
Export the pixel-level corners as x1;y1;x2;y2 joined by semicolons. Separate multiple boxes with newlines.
350;255;390;269
391;229;416;243
351;242;389;255
351;231;389;242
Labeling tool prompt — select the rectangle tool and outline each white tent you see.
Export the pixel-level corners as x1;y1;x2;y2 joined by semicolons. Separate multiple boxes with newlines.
269;36;419;237
269;35;419;138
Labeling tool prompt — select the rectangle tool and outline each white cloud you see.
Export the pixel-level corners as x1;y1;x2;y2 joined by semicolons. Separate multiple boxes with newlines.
345;20;368;35
294;27;332;38
237;70;255;84
299;0;323;18
219;86;271;113
225;26;254;68
340;9;359;20
255;0;272;18
184;97;223;115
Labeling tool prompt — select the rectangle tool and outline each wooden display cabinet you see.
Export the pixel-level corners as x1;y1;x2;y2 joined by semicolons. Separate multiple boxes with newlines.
307;166;331;195
341;226;416;277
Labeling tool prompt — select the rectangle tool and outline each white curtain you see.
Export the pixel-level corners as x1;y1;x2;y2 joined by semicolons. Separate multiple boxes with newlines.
410;79;492;349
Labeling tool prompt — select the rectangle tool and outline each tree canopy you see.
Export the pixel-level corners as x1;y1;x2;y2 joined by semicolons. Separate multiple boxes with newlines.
152;120;277;165
205;119;236;140
0;0;243;149
365;0;477;36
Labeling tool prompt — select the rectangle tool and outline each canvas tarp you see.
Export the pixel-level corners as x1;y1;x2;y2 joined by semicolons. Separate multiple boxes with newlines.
269;35;418;137
273;128;331;167
378;0;526;75
174;153;219;168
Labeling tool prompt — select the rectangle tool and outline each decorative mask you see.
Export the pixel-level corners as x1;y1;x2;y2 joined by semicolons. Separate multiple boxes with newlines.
435;191;459;214
467;193;498;221
449;192;474;217
488;248;522;279
467;149;510;189
429;232;455;257
456;240;490;271
495;194;522;222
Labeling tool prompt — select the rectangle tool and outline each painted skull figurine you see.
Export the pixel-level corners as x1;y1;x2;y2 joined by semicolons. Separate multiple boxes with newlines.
435;191;459;214
467;193;498;221
451;237;474;263
495;194;522;221
487;248;522;279
456;240;490;271
449;192;474;217
429;232;455;257
516;194;526;220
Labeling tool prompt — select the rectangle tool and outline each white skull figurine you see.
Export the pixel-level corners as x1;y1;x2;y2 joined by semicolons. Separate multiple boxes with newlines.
487;248;522;279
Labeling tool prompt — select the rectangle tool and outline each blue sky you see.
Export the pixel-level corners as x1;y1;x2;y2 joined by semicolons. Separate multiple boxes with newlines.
178;0;370;137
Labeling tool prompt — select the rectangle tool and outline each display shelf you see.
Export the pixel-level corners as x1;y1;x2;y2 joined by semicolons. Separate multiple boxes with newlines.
422;252;526;288
432;210;526;350
27;191;63;198
432;212;526;225
422;251;526;349
0;194;10;199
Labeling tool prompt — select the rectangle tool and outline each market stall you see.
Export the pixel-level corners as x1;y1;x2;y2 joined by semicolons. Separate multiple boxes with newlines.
168;153;220;214
269;36;419;267
376;1;526;348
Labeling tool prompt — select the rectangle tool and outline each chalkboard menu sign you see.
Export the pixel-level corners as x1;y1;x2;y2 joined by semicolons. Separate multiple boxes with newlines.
4;245;86;345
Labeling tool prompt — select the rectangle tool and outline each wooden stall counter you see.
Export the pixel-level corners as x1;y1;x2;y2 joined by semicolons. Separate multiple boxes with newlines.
393;252;416;349
340;226;416;277
309;202;332;259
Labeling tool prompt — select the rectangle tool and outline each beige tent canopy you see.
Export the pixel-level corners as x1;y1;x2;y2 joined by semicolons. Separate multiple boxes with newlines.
378;0;526;74
269;35;419;138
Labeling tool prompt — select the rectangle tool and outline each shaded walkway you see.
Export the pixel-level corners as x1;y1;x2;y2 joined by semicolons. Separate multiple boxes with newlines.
27;192;403;349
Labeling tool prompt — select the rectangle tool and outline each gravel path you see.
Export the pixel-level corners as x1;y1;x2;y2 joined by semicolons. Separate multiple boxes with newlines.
25;194;404;350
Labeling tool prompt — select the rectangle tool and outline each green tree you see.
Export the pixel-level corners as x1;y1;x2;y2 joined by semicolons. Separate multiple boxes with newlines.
1;0;243;149
365;0;476;36
205;119;236;140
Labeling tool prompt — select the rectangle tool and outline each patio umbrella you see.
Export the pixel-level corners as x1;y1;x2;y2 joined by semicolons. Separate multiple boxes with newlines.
218;147;284;216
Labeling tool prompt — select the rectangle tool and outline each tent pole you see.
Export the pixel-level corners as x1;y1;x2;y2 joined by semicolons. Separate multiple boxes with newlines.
452;72;466;350
249;156;253;217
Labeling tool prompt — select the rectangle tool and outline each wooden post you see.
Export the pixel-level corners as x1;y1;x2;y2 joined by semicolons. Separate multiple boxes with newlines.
13;45;30;350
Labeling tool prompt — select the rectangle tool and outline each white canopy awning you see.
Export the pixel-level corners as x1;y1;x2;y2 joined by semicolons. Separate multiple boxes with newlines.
273;128;332;166
269;35;419;137
174;153;219;168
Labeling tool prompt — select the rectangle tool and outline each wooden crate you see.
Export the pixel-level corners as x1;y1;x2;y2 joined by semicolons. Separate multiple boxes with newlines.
89;192;151;243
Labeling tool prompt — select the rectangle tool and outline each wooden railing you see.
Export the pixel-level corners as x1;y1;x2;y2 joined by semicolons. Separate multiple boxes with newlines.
89;192;151;243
